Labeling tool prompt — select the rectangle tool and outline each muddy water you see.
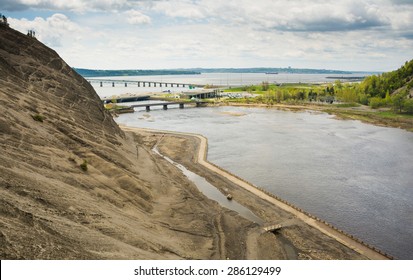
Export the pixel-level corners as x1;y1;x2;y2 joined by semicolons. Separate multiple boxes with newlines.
119;106;413;259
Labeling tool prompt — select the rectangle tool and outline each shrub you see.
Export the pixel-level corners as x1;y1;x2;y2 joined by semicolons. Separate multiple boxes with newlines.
32;114;45;122
369;97;386;109
80;160;88;171
403;98;413;114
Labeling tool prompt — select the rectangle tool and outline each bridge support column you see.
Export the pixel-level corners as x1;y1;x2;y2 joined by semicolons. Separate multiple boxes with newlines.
171;84;174;87
163;105;168;110
112;82;115;87
179;103;184;109
154;83;156;87
143;82;146;87
138;82;140;87
100;82;103;87
145;106;150;112
177;84;180;87
148;82;151;87
125;83;127;87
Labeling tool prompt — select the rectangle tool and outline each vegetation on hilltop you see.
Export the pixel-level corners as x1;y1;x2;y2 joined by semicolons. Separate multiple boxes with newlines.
224;60;413;115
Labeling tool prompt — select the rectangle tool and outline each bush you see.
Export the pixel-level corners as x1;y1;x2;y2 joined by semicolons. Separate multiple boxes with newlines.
369;97;387;109
359;94;369;105
32;114;45;122
403;98;413;114
80;160;88;171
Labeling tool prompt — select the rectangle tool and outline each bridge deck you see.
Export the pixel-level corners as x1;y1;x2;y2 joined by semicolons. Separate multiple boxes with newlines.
130;101;206;108
263;223;284;232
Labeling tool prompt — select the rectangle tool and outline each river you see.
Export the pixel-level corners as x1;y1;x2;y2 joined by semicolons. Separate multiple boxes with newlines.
116;105;413;260
89;73;413;259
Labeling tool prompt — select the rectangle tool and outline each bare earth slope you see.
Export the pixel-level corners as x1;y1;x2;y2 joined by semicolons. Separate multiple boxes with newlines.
0;25;240;259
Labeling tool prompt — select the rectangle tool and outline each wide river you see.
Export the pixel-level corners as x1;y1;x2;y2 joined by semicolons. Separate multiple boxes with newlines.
93;74;413;259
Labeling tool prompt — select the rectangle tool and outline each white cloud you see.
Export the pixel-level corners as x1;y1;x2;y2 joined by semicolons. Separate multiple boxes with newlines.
151;0;207;19
3;0;413;71
8;13;85;47
125;10;151;25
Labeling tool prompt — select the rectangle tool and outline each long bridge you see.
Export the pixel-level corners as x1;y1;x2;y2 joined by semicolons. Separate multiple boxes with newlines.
88;78;204;88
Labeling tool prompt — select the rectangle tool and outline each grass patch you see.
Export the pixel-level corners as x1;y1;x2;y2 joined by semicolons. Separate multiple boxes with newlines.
335;103;361;108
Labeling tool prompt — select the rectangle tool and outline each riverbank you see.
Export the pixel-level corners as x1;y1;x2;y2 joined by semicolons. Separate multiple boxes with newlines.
121;126;390;260
215;101;413;132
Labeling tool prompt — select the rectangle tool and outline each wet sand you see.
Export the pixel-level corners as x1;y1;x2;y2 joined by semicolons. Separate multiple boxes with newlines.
121;126;390;260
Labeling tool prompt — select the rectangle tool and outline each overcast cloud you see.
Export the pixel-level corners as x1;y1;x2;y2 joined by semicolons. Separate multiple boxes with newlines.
2;0;412;71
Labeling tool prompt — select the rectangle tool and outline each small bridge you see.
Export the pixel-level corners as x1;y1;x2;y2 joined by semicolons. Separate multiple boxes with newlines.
263;223;284;233
131;101;208;111
88;78;203;88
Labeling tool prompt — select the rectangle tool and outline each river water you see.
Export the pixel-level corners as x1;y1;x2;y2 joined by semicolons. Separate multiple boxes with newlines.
89;73;412;259
116;106;413;259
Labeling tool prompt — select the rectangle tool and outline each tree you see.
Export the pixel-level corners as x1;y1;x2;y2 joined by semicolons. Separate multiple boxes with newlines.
403;98;413;114
392;90;407;113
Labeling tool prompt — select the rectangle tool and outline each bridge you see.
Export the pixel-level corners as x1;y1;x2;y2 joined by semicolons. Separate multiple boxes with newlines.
263;223;284;233
131;101;208;111
88;78;204;88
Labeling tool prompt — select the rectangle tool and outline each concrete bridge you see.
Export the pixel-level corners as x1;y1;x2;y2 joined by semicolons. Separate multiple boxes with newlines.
131;101;208;111
263;223;284;233
88;78;203;88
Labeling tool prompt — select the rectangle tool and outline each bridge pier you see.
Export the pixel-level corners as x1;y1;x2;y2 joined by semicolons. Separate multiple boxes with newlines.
163;104;168;110
145;105;150;112
112;82;115;87
179;103;184;109
154;83;156;87
165;83;168;87
148;82;151;87
138;82;140;87
143;82;146;87
100;81;103;87
125;83;127;87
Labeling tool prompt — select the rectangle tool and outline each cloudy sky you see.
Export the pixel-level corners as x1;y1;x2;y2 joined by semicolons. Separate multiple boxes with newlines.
2;0;413;71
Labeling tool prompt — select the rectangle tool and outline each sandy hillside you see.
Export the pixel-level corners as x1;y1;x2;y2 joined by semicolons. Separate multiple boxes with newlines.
0;24;254;259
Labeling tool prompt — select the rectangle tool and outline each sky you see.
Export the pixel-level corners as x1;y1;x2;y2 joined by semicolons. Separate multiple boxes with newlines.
1;0;413;72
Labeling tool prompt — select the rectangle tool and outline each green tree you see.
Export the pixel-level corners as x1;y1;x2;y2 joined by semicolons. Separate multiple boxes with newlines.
403;98;413;114
392;91;407;113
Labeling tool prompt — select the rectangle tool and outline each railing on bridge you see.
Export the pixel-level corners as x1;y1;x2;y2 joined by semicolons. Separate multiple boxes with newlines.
88;78;202;89
131;101;207;111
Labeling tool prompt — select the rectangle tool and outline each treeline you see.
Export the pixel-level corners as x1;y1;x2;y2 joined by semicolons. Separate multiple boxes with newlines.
244;60;413;114
75;68;201;77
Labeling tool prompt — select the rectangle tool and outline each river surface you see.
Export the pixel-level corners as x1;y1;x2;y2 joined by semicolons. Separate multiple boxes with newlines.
117;106;413;259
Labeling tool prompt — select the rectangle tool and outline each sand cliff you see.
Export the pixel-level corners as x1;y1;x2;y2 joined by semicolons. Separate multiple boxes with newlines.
1;25;382;260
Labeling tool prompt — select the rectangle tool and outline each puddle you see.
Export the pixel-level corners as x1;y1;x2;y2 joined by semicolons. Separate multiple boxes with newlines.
153;145;263;225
